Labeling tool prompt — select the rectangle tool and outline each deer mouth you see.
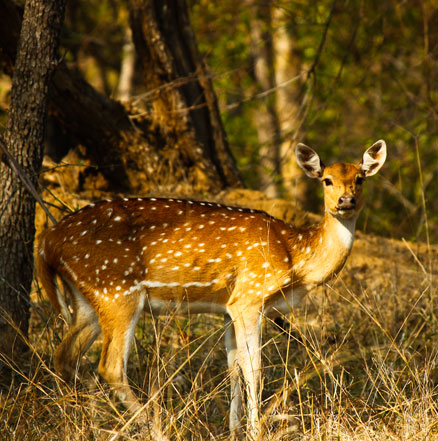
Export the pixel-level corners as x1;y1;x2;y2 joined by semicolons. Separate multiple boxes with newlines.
335;206;357;218
337;206;355;212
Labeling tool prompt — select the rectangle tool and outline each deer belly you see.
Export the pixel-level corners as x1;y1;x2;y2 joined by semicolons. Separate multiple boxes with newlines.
147;297;228;315
142;279;230;315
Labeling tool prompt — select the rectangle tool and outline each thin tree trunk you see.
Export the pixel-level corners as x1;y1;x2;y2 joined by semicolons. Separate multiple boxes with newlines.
0;0;66;362
248;0;282;198
272;4;309;207
117;27;136;101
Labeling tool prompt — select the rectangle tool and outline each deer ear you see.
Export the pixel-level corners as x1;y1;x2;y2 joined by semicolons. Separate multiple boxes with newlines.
360;140;387;177
296;143;325;179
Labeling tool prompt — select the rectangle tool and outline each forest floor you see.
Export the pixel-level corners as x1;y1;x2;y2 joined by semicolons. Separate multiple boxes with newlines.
1;156;437;440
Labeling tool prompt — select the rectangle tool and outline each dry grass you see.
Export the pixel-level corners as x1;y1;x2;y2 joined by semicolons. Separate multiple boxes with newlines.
1;242;437;441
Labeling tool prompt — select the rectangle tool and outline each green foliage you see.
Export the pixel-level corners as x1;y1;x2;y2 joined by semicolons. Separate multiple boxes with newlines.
190;0;438;242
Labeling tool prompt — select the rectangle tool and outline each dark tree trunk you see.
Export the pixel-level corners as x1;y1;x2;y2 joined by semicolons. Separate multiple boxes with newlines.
128;0;242;191
0;0;242;194
0;0;66;362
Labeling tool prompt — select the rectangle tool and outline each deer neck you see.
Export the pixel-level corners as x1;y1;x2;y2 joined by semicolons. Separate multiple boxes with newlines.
291;210;357;285
323;210;357;250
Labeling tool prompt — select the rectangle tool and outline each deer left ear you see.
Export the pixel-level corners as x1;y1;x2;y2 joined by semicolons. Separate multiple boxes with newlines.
360;140;387;177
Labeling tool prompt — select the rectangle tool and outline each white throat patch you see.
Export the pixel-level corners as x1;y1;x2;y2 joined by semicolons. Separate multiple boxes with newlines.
336;218;355;249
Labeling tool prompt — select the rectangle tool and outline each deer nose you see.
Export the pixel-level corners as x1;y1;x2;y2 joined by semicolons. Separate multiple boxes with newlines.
338;196;356;209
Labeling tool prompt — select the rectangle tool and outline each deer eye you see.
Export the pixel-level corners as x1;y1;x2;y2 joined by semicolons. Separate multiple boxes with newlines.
323;178;333;186
356;177;364;185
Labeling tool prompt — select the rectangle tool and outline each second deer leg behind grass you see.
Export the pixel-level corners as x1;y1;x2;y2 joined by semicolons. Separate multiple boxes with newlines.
54;281;101;381
225;316;243;437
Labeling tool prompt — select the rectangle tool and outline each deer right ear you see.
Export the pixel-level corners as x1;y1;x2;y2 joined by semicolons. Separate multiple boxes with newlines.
296;143;325;179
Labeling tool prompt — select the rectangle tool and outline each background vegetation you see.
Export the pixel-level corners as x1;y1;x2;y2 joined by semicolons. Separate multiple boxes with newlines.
2;0;437;241
190;0;438;242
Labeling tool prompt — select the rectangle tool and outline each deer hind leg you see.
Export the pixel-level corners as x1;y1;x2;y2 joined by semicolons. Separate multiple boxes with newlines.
97;292;145;415
225;316;243;439
55;282;101;381
228;306;262;438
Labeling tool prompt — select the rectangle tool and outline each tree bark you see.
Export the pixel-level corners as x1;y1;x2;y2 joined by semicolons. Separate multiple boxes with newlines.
117;27;136;101
0;0;66;362
0;0;242;194
272;4;309;207
248;0;282;198
128;0;242;192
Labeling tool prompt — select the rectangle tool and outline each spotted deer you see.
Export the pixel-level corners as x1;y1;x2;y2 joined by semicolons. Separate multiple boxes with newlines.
37;141;386;437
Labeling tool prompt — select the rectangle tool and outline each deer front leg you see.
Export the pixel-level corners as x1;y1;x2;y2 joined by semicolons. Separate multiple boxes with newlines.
228;307;262;439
